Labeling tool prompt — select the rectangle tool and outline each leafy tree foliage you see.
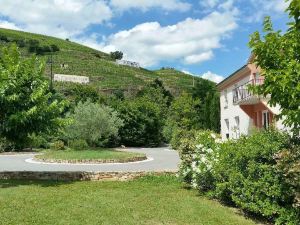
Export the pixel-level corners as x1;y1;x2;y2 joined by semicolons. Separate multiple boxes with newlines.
249;0;300;135
0;45;67;149
66;83;100;104
115;80;171;147
148;78;173;107
65;101;123;147
192;79;220;132
137;79;171;117
163;92;201;144
110;51;123;60
117;98;164;147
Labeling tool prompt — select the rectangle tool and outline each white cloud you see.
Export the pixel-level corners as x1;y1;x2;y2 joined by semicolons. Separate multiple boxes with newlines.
201;71;224;83
200;0;288;23
246;0;289;22
110;0;191;12
182;70;224;83
200;0;220;9
181;70;193;75
0;0;112;38
0;20;21;30
184;51;213;64
74;34;106;51
101;6;238;66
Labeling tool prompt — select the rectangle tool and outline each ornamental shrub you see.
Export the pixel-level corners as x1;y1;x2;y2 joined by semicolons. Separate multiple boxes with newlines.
65;101;123;147
69;139;88;151
0;137;15;152
178;130;221;191
178;129;300;224
275;143;300;211
50;140;65;151
117;97;164;147
214;130;299;224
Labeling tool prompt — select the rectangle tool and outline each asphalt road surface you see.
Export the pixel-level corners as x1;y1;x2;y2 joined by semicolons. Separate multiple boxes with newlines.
0;147;180;172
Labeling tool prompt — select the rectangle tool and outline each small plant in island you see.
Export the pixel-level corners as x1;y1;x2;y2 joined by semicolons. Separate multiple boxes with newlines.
0;44;67;150
65;100;124;148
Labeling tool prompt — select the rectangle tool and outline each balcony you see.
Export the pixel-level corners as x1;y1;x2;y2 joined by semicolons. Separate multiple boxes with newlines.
233;79;264;105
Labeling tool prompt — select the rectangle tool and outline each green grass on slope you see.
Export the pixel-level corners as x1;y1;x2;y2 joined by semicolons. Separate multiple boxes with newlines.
0;176;260;225
35;149;145;162
0;28;205;93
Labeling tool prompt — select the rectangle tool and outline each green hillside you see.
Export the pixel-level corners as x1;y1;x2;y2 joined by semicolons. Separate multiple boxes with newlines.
0;28;204;95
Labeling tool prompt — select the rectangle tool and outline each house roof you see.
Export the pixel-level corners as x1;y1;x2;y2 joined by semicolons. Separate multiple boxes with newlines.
217;54;257;91
217;65;248;90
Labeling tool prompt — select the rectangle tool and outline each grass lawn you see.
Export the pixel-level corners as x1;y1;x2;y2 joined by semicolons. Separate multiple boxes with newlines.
0;176;260;225
35;149;146;163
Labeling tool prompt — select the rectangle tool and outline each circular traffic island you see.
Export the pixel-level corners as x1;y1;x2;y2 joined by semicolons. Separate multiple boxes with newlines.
34;148;147;164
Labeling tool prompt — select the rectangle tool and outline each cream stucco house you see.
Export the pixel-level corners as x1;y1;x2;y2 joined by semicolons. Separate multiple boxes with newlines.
217;56;286;140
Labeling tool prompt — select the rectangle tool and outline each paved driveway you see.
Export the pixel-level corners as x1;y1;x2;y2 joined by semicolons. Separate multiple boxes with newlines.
0;147;180;172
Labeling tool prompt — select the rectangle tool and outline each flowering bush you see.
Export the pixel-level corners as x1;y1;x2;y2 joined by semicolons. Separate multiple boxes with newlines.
177;129;300;225
178;130;221;191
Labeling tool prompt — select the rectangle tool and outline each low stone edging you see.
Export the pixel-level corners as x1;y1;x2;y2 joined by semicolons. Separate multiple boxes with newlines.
0;171;176;181
34;155;148;164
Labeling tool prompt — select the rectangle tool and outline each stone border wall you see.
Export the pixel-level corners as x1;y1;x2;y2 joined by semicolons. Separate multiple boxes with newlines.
0;171;176;181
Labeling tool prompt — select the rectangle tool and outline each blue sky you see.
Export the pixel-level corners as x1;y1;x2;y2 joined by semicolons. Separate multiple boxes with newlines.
0;0;290;82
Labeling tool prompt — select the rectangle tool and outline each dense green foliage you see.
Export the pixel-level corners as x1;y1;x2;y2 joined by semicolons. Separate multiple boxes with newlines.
116;97;164;147
57;83;101;105
0;176;258;225
164;93;201;146
192;79;220;132
110;51;123;60
178;129;300;225
65;101;123;147
276;143;300;210
249;0;300;135
111;79;172;147
0;45;67;149
0;34;59;55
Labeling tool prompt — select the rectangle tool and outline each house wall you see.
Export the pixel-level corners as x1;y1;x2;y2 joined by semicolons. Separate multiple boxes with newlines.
219;63;288;140
220;69;256;140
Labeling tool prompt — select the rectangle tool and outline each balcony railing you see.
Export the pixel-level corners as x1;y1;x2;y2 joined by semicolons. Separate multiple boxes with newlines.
233;79;264;104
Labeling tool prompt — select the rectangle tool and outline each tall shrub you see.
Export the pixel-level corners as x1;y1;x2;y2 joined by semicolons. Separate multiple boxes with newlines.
214;131;299;224
179;129;299;224
117;97;164;147
65;101;123;147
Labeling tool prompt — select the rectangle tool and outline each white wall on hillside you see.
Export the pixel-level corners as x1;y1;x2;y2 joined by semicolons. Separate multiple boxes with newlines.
54;74;89;84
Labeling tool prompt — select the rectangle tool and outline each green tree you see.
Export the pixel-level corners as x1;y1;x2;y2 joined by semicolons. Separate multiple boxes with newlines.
65;101;123;147
249;0;300;135
0;45;67;149
117;97;164;147
110;51;123;60
137;79;172;118
163;93;201;142
192;79;220;132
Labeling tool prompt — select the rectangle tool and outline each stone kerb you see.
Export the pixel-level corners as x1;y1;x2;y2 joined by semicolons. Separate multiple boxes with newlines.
0;171;176;181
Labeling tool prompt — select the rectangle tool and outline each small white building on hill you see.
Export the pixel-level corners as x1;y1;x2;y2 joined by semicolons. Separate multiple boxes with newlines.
116;60;140;68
